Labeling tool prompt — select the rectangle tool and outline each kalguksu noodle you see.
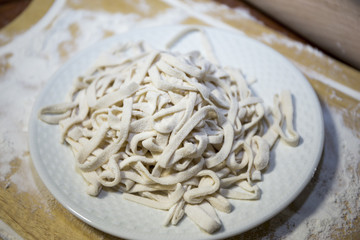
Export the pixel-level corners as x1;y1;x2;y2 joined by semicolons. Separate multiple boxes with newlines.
39;28;299;234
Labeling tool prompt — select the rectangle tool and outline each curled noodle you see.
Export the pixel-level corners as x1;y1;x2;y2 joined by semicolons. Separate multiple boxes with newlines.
39;28;299;234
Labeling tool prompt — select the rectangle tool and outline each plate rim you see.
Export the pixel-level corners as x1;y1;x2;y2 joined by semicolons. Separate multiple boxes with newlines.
28;24;324;240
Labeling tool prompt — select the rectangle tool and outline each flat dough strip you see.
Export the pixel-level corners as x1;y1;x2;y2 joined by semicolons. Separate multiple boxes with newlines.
38;27;299;234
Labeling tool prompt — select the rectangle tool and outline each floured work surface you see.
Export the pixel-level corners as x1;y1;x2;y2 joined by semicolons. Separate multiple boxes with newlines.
0;0;359;239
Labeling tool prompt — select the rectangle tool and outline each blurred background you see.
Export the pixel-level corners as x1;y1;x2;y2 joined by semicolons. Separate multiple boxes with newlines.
1;0;359;69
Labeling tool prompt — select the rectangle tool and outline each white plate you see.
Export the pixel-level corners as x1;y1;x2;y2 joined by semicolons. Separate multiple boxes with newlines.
29;25;324;240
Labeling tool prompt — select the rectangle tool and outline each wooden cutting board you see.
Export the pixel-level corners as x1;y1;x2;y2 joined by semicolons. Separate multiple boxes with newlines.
0;0;359;239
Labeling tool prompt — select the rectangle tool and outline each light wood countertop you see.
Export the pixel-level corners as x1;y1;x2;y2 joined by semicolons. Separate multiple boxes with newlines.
0;0;359;239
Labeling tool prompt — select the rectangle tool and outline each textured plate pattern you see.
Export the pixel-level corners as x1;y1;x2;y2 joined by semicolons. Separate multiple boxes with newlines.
29;25;324;240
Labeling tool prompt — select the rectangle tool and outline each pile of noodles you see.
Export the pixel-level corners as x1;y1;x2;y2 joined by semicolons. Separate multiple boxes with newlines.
39;29;299;233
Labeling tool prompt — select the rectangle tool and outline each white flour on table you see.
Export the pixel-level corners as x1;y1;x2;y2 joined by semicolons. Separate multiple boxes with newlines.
0;1;359;239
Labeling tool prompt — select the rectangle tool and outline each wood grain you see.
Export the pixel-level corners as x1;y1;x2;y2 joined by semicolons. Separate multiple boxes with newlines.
0;0;31;29
0;0;54;46
215;0;307;44
243;0;360;70
0;0;359;239
0;156;121;240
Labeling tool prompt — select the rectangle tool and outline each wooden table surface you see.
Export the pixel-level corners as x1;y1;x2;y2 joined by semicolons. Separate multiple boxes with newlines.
0;0;359;239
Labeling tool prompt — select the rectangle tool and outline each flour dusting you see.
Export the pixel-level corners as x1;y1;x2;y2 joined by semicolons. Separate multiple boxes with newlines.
182;0;262;24
256;105;360;239
0;0;359;238
295;63;360;102
258;32;326;58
